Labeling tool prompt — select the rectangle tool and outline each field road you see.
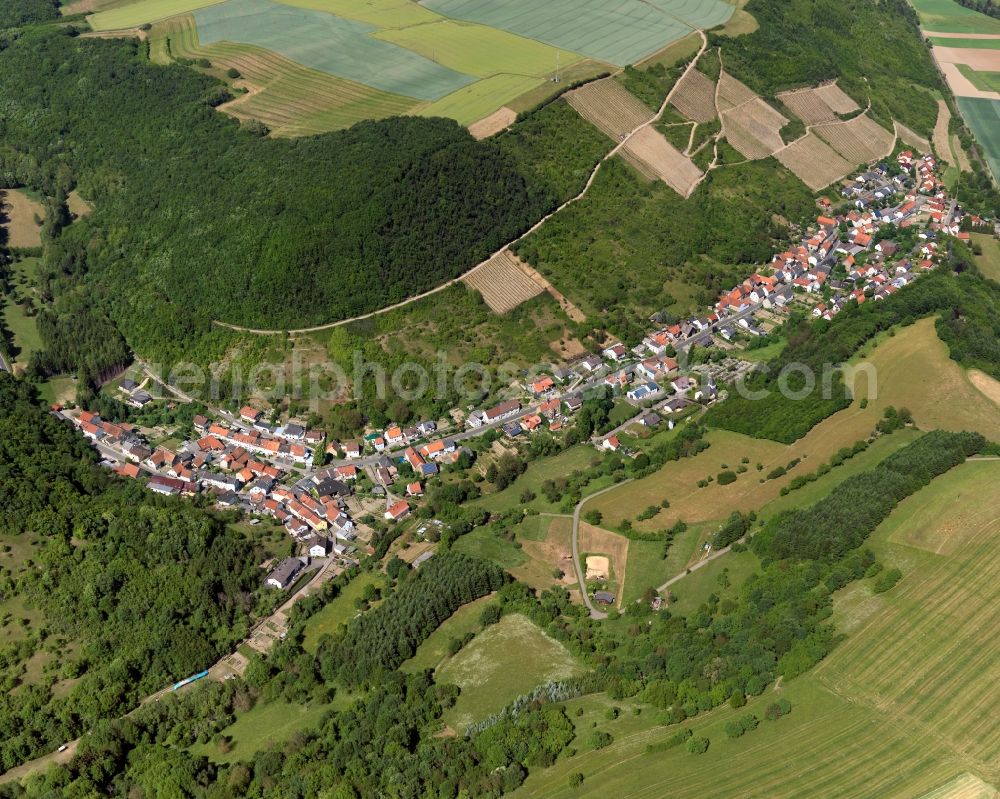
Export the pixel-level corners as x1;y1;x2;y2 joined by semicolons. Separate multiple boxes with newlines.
571;480;633;619
213;31;710;337
657;536;744;594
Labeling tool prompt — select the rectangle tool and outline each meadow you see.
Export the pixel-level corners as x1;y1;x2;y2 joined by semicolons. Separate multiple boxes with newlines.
973;232;1000;280
89;0;221;29
956;97;1000;182
436;613;584;731
400;594;494;673
300;572;387;653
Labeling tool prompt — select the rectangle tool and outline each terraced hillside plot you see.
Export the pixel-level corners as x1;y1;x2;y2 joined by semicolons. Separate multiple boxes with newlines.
956;97;1000;182
153;16;417;136
776;133;857;189
620;126;703;195
777;86;836;125
815;114;896;167
721;97;788;160
716;71;757;111
373;19;582;77
423;0;733;66
669;68;717;123
565;78;652;141
813;81;860;114
462;250;544;313
194;0;474;100
894;120;931;154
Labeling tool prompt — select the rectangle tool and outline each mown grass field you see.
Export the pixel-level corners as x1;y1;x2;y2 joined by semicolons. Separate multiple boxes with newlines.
300;572;387;653
418;73;543;125
437;613;584;731
956;63;1000;93
473;444;604;514
930;36;1000;49
910;0;1000;34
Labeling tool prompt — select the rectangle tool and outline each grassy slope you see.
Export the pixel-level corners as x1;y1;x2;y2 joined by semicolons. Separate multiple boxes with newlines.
300;572;387;654
972;232;1000;280
437;613;584;731
910;0;1000;34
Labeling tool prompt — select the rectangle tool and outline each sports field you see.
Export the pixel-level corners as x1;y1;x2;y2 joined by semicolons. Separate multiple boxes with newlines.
956;97;1000;182
910;0;1000;34
437;613;584;731
423;0;732;66
194;0;474;100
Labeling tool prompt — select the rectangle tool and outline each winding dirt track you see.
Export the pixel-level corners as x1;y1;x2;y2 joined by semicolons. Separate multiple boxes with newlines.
213;31;709;337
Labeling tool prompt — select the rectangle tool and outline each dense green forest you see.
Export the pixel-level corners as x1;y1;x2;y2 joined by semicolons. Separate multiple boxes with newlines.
0;29;555;367
706;246;1000;442
0;0;59;29
0;375;261;769
718;0;942;134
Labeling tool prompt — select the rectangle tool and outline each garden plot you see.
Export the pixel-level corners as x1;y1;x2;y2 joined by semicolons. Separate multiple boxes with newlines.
565;78;653;140
194;0;475;100
776;133;854;190
462;250;544;313
721;97;788;159
669;68;717;122
815;114;896;167
619;126;703;196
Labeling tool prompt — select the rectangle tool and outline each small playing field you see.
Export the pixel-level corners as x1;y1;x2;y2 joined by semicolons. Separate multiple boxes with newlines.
956;97;1000;181
437;613;584;731
911;0;1000;34
423;0;731;66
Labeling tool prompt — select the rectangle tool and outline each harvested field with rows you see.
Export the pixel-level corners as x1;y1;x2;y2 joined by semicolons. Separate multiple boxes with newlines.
815;114;896;167
721;97;788;159
716;71;758;111
619;126;703;196
565;78;653;141
468;106;517;140
776;133;855;190
669;68;717;122
462;250;544;313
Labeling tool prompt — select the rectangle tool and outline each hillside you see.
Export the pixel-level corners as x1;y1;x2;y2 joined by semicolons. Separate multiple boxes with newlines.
0;29;554;364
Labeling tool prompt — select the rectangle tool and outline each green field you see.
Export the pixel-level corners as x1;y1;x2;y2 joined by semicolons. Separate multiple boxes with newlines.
423;0;732;66
417;73;542;124
910;0;1000;33
956;63;1000;93
194;0;474;100
401;594;493;672
972;232;1000;280
374;19;581;78
277;0;439;27
89;0;221;29
958;97;1000;184
437;613;584;730
300;572;387;653
929;35;1000;48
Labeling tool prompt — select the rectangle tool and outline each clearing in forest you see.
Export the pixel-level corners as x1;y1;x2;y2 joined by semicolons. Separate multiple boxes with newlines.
438;613;584;730
669;68;718;123
619;126;704;196
814;114;896;167
0;189;44;249
462;250;544;314
565;78;653;141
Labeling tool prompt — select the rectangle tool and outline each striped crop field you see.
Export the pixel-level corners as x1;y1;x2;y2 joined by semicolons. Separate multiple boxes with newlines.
462;250;544;313
151;16;418;136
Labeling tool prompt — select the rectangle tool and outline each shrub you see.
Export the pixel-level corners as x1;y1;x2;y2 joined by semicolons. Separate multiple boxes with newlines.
873;567;903;593
717;470;737;485
686;736;709;754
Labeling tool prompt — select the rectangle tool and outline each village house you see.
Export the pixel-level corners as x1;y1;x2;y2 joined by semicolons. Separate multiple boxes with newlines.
385;500;410;522
266;557;303;589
